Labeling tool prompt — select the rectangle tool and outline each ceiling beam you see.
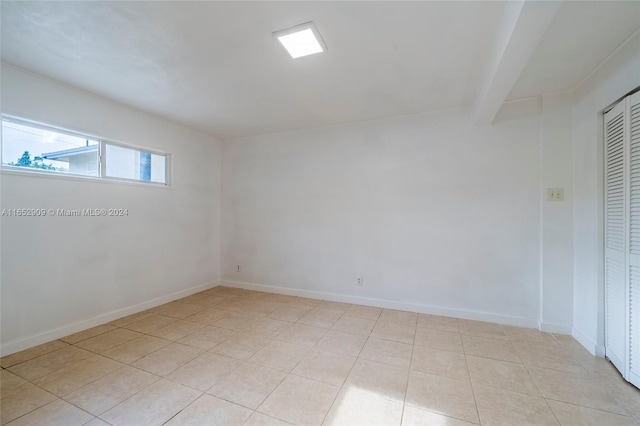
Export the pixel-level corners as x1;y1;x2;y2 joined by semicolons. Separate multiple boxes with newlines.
473;0;562;125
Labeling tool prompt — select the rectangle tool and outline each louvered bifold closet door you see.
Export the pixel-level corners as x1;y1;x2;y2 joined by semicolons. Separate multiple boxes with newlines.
605;100;627;374
628;91;640;388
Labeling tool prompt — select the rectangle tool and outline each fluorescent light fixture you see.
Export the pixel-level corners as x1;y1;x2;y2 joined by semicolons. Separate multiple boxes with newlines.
273;21;327;59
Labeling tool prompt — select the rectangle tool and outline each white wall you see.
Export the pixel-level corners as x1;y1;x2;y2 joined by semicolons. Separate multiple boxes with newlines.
0;65;222;355
222;104;560;327
572;31;640;355
540;92;574;333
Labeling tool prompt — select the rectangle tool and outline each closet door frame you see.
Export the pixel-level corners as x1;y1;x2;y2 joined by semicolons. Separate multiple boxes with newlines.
627;91;640;388
603;90;640;389
603;98;629;376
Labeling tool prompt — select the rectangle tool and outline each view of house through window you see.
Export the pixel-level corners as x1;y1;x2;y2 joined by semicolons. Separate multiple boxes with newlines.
2;119;99;176
1;118;168;185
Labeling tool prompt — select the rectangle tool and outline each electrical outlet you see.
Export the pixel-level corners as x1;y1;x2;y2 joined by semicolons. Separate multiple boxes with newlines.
547;188;564;202
237;265;240;272
356;275;364;286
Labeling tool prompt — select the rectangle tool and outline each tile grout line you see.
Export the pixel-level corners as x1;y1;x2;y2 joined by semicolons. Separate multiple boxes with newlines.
514;333;564;425
158;389;205;426
6;361;135;426
86;374;165;424
2;339;119;411
463;318;482;425
399;315;418;425
94;288;263;423
245;300;335;424
544;396;637;417
507;327;639;421
317;309;380;426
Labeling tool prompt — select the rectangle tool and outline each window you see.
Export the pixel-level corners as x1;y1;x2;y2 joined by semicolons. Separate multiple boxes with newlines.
1;117;169;185
105;144;166;184
2;119;100;176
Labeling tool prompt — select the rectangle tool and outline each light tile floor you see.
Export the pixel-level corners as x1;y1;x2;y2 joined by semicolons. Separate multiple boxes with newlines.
1;286;639;425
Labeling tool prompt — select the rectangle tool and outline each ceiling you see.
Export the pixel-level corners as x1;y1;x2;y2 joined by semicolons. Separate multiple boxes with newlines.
508;1;640;100
1;1;639;138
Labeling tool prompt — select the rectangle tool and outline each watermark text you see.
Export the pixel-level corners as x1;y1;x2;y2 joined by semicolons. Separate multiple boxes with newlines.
1;208;129;217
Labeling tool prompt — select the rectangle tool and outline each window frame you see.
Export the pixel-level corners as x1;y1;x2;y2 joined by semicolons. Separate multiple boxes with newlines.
1;115;171;187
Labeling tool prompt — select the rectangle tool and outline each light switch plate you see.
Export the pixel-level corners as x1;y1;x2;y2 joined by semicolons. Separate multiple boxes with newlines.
547;188;564;201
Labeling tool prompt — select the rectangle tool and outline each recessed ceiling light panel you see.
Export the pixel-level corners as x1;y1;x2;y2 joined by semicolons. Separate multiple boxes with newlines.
273;21;327;59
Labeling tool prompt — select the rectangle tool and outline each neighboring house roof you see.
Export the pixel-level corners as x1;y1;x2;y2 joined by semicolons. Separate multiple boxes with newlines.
41;145;98;161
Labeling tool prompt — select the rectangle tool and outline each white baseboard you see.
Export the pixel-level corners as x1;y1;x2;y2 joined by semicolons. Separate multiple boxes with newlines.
0;280;220;356
572;326;605;357
220;279;540;329
539;322;572;335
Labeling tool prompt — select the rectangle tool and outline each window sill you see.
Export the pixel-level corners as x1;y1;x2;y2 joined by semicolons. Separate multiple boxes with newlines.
0;167;173;190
